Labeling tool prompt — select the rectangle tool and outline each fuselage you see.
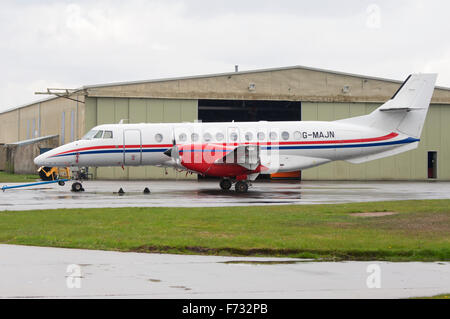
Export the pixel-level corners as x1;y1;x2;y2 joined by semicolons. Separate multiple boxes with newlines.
34;120;418;174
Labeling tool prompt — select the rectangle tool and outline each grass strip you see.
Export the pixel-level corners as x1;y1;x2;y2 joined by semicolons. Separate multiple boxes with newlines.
0;199;449;261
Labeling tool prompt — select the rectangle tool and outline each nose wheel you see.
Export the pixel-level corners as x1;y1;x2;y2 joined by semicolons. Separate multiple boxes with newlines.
71;182;84;192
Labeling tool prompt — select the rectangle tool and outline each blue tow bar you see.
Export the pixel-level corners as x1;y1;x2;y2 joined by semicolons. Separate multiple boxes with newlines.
1;179;70;192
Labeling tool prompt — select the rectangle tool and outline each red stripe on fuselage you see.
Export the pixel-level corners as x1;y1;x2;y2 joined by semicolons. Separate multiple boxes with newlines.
53;144;173;156
53;132;398;156
264;132;399;145
195;132;399;147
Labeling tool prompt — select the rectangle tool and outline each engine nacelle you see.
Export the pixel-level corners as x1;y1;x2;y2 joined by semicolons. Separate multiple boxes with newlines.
176;143;265;177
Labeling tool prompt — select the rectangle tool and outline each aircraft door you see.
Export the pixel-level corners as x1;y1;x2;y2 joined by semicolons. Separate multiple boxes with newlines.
123;129;142;165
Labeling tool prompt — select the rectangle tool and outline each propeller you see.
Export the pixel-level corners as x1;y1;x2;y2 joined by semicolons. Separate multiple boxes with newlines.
164;130;181;166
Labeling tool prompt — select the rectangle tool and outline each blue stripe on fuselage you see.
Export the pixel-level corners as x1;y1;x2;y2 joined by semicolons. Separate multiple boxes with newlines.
51;138;419;157
180;138;420;152
262;137;420;150
51;148;169;157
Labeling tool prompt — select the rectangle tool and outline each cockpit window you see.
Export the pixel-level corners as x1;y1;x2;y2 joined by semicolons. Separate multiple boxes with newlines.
103;131;113;139
82;130;98;140
93;130;104;139
82;129;113;140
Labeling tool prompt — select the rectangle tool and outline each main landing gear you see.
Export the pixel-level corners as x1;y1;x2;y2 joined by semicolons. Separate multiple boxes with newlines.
235;181;249;193
219;179;250;193
219;179;232;190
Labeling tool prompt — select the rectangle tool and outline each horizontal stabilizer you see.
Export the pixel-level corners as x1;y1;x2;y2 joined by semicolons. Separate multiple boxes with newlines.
379;107;426;112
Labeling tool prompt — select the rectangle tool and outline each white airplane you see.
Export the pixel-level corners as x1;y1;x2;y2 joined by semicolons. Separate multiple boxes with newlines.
34;74;437;193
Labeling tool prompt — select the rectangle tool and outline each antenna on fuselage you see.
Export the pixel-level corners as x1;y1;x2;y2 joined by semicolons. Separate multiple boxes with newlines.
119;119;129;124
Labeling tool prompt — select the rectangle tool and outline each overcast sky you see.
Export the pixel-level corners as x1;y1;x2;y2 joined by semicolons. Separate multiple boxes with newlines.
1;0;449;112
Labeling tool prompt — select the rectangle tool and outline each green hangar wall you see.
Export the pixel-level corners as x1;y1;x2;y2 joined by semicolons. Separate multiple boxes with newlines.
84;97;198;180
301;102;450;180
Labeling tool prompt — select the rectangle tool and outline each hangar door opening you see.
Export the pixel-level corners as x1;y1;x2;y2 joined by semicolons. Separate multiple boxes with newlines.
198;99;302;180
198;99;301;123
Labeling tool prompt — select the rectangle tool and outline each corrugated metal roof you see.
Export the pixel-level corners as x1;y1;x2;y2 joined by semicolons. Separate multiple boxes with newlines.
8;135;59;146
0;96;58;114
82;64;450;91
1;65;449;115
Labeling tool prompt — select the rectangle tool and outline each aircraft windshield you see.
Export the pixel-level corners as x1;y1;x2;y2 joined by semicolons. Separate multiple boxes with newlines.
82;129;113;140
82;130;98;140
93;130;104;138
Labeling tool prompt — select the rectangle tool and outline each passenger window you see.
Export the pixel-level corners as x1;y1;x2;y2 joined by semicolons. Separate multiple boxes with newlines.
103;131;113;139
230;132;238;142
203;132;212;142
191;133;199;142
216;132;224;141
257;132;265;141
178;133;187;142
281;131;290;140
245;132;253;141
155;133;163;143
294;131;302;140
94;130;104;138
269;132;278;141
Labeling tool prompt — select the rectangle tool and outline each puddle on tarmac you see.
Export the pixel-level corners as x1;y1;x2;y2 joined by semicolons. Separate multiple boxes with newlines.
221;260;312;265
170;285;192;291
197;189;301;199
149;279;162;283
54;196;80;200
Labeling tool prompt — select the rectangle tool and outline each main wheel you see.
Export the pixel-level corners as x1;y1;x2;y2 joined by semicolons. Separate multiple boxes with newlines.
235;181;249;193
219;179;232;190
71;182;83;192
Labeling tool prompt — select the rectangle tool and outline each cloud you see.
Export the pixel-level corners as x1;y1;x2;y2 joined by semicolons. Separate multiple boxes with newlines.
0;0;449;111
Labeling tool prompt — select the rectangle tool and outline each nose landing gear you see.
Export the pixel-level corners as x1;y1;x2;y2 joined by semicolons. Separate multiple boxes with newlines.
70;167;87;192
71;182;84;192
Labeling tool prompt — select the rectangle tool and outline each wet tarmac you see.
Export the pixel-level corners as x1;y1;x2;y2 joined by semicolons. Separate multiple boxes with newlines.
1;180;450;211
0;245;448;299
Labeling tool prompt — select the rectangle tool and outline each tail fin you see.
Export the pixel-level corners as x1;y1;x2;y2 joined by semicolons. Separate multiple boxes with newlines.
339;74;437;138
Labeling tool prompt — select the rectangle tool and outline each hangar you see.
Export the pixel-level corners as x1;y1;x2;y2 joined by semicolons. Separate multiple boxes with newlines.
1;65;450;181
